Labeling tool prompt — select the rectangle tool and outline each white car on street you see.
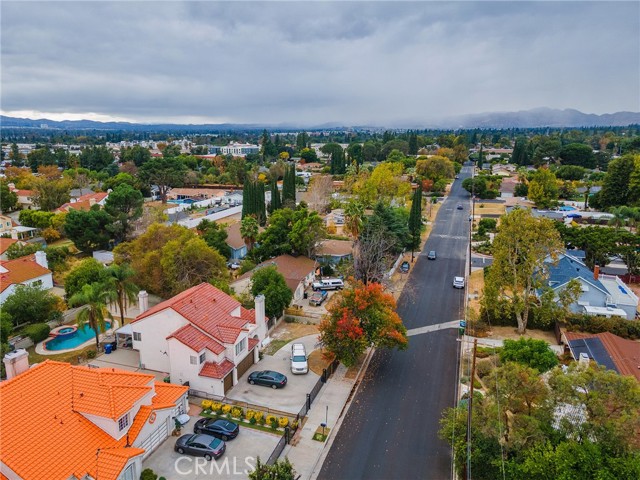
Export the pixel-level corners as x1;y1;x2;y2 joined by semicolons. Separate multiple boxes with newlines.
453;276;465;289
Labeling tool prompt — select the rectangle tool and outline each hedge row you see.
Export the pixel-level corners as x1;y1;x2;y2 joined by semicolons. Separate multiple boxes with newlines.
563;314;640;340
23;323;51;343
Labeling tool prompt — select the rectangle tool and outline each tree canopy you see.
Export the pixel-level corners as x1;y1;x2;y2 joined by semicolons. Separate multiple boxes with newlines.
249;266;293;319
319;282;408;366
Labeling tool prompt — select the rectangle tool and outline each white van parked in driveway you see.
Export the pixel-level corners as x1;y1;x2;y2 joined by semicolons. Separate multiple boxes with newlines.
312;278;344;291
290;343;308;374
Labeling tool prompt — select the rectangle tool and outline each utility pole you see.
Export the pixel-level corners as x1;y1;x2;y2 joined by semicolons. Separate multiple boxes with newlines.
465;338;478;480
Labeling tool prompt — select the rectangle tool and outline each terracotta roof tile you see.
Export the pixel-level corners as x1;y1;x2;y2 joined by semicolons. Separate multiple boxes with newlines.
0;254;51;293
0;237;18;255
168;324;225;355
133;283;251;345
152;382;189;406
199;359;235;379
0;361;176;480
97;447;145;480
248;337;260;350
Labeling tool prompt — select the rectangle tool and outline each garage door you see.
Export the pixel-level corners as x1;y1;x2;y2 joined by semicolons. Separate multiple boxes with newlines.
236;350;255;378
223;371;233;393
140;420;169;459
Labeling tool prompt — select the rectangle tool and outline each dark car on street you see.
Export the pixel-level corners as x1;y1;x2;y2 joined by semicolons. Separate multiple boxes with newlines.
457;204;463;210
427;250;437;260
194;418;239;441
400;261;410;273
175;433;225;460
248;370;288;389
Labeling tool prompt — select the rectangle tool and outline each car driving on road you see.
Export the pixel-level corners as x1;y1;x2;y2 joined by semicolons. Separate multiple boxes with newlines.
453;276;465;289
248;370;288;389
427;250;437;260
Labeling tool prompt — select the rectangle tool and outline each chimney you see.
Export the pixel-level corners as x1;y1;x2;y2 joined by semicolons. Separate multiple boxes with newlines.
578;352;590;367
3;349;30;379
138;290;149;314
593;265;600;281
254;294;267;341
35;250;48;269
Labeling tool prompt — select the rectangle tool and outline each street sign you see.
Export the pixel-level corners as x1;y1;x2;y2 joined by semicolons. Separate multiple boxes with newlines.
459;320;466;328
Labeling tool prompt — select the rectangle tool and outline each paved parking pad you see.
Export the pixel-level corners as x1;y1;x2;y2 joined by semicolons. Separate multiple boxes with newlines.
225;334;321;414
144;416;280;480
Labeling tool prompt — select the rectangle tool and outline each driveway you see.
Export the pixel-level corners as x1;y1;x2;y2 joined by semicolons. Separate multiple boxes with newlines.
144;415;280;479
225;334;321;414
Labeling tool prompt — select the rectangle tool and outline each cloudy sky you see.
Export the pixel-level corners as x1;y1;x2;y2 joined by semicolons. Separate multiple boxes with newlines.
1;1;638;125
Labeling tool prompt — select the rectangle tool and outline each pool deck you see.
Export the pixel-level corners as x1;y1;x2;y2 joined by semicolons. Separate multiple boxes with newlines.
35;323;118;355
88;349;169;381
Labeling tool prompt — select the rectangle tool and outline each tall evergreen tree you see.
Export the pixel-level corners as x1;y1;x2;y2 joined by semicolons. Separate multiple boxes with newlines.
282;164;296;207
242;180;255;218
256;181;267;226
408;131;418;155
408;185;423;261
269;180;281;213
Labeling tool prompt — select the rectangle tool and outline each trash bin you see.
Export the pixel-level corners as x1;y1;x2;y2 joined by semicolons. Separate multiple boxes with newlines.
104;343;113;354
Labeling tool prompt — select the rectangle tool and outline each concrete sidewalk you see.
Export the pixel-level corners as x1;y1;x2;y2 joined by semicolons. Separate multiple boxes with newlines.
282;362;359;480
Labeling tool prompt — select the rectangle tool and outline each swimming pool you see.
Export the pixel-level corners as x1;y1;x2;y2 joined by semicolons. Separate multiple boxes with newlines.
45;322;112;351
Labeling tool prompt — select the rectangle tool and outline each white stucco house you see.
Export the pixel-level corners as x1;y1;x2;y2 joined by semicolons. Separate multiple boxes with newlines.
0;352;188;480
130;283;267;397
0;251;53;305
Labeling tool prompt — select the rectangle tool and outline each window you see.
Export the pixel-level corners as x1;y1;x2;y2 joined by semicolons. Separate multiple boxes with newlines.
190;356;197;365
133;332;141;342
235;338;246;356
121;463;135;480
199;352;206;364
118;413;129;431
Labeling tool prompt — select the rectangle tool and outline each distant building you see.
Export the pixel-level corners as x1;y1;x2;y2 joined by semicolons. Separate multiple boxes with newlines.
209;143;259;157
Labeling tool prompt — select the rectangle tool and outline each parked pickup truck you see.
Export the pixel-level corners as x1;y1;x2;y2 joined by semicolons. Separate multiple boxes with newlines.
308;291;328;306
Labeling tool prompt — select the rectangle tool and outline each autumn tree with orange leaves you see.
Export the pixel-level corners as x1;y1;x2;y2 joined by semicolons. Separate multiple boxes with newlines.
319;282;408;366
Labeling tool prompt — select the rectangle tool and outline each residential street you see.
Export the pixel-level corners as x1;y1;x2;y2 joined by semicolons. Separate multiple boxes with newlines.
318;167;471;480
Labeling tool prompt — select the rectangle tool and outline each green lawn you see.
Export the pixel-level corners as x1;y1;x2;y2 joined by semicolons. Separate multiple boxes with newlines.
27;344;97;365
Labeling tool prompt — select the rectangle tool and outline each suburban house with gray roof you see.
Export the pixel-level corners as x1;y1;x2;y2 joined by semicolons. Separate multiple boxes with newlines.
544;251;638;320
225;222;247;260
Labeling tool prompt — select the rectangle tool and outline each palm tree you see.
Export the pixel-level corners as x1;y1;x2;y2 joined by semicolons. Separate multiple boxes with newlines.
608;206;629;231
344;201;364;239
69;283;114;350
240;216;259;251
104;263;140;326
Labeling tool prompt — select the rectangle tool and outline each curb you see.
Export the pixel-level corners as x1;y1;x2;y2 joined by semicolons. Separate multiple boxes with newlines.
308;346;376;480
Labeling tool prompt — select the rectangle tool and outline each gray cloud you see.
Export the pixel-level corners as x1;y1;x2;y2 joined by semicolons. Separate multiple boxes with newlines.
1;1;638;125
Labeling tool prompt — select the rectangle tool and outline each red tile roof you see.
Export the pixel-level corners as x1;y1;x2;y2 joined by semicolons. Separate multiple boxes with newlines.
0;254;51;293
0;361;186;480
168;324;226;354
248;337;260;350
565;331;640;382
199;359;235;379
134;282;253;345
0;237;18;255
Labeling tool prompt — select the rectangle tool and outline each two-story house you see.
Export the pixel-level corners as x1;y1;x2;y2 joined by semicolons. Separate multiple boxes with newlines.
0;352;188;480
544;251;639;320
130;283;267;398
0;251;53;305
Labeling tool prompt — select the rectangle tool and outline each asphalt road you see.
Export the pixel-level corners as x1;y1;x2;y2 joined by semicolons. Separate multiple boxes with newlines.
318;166;473;480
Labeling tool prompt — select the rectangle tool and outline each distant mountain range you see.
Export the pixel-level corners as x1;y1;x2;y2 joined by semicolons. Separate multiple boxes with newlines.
1;108;638;132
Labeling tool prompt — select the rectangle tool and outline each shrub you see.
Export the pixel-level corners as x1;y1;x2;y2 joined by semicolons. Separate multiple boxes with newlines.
250;416;257;425
201;400;212;410
23;323;51;343
140;469;158;480
564;314;640;340
499;337;559;373
245;410;255;421
278;417;289;428
211;402;223;413
476;359;494;378
231;407;243;419
221;404;232;415
255;412;265;424
87;349;97;359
